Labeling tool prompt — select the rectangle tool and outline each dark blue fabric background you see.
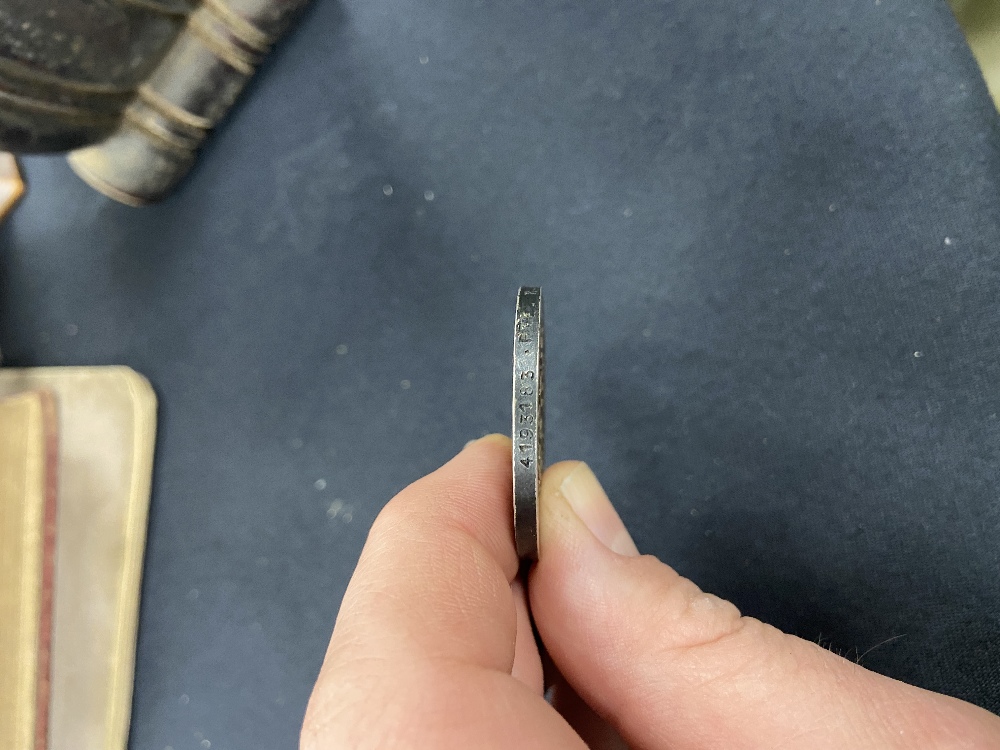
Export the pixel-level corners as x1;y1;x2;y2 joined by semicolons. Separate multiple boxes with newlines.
2;0;999;747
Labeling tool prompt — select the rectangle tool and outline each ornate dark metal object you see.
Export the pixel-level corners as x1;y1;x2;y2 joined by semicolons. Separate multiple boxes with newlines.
0;0;193;153
0;0;311;204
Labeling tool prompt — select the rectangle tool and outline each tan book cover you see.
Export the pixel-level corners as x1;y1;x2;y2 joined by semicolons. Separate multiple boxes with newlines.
0;389;58;750
0;367;156;750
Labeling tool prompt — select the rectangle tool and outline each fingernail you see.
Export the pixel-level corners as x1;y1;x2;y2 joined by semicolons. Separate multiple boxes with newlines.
557;463;639;556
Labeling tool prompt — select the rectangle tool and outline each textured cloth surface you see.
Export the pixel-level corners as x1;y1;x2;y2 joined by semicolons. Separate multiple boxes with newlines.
3;0;1000;747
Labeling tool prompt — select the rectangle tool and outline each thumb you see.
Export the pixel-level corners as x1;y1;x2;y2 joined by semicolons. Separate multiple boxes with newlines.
529;461;1000;750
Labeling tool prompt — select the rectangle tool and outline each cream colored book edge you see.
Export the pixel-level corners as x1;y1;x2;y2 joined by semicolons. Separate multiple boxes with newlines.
0;367;157;750
0;390;57;750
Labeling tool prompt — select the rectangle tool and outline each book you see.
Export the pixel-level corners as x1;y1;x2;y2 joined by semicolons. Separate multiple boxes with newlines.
0;367;157;750
0;389;58;750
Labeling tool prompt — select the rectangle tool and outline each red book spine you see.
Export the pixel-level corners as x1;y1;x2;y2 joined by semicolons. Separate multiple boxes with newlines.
34;391;58;750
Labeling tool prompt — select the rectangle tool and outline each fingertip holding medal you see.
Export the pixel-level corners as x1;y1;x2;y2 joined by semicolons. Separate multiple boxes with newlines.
513;287;544;561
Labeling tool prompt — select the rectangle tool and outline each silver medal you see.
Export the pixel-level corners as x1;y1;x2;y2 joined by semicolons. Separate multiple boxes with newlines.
512;287;544;560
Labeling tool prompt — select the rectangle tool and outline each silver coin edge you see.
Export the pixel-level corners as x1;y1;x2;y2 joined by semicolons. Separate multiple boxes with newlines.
512;286;542;560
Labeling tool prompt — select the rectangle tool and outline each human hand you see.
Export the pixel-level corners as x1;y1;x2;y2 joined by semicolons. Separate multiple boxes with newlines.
301;435;1000;749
